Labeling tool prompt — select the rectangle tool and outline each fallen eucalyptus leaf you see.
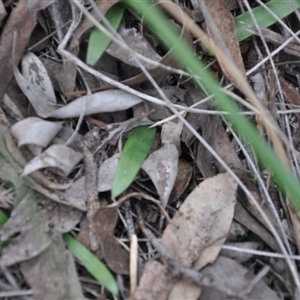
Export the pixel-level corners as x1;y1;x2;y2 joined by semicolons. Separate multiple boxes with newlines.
106;27;161;69
162;173;237;299
50;90;144;119
21;52;56;104
97;153;120;192
23;144;83;177
142;143;178;207
11;117;62;148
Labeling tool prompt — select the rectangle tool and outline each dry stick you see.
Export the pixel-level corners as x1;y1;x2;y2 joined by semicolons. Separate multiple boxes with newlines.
80;141;99;251
136;205;249;300
222;244;300;260
130;234;138;296
60;0;299;287
240;265;270;297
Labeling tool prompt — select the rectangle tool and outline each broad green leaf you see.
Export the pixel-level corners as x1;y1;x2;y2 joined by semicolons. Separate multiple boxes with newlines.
236;0;300;42
86;4;125;65
112;126;156;198
63;234;118;295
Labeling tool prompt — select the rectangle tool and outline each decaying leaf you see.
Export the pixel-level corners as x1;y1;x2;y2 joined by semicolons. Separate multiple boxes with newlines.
93;207;129;274
0;191;52;267
142;121;182;207
0;0;57;102
134;260;172;300
50;90;144;119
200;256;280;300
11;117;62;148
169;159;193;203
21;240;84;300
13;57;59;118
142;143;179;207
98;153;120;192
22;52;56;104
163;173;237;299
106;27;161;69
23;144;83;177
201;0;246;89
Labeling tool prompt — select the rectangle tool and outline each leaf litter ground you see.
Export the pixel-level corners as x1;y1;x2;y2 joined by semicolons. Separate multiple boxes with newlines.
0;0;300;299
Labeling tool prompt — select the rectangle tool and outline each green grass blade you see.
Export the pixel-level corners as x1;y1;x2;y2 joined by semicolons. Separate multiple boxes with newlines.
63;234;118;295
0;210;8;249
86;3;125;65
236;0;300;42
123;0;300;213
0;210;8;226
112;125;156;198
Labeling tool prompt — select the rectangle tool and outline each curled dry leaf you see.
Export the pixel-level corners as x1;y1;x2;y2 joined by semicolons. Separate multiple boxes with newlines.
23;144;83;177
11;117;62;148
50;90;144;119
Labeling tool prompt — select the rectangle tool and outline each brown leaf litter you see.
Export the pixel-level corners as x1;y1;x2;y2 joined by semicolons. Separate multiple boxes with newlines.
1;0;300;299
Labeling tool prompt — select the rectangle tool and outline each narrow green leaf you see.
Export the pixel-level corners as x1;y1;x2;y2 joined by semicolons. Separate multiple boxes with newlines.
236;0;300;42
86;4;125;65
63;234;118;295
0;210;8;226
112;126;156;198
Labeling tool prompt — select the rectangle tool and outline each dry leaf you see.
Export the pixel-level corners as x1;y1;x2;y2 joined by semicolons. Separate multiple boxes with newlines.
142;143;179;207
0;0;57;102
163;173;237;299
142;121;183;207
169;159;193;203
201;0;246;89
23;144;83;177
41;199;83;233
11;117;62;148
21;240;84;300
200;256;280;300
98;153;120;192
50;90;144;119
21;52;56;104
106;27;161;69
134;261;173;300
13;58;59;118
93;207;129;274
0;192;52;267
